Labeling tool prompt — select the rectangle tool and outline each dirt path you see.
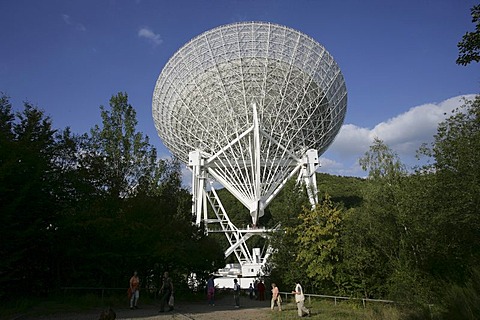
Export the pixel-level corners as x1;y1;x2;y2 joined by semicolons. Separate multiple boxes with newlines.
17;295;289;320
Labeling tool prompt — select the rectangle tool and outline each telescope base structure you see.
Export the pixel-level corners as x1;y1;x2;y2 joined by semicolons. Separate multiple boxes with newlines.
188;148;319;275
203;183;275;269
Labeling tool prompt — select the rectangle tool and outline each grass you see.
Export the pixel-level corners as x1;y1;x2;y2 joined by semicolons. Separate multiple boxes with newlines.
269;299;405;320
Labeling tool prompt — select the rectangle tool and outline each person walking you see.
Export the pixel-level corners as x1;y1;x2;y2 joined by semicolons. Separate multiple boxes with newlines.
292;282;310;317
159;271;174;312
207;274;215;306
257;280;266;301
248;283;254;300
129;271;140;310
233;279;241;308
270;283;282;311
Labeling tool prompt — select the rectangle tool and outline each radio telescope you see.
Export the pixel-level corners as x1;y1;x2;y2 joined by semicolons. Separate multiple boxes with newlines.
152;21;347;275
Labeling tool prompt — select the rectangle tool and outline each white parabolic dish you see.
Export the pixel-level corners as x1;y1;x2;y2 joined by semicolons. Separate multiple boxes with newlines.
152;21;347;222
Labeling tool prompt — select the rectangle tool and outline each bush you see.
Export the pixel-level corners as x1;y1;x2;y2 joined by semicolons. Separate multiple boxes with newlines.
442;269;480;320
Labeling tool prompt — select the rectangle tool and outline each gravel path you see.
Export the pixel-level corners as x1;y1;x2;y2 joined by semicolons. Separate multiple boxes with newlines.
16;295;290;320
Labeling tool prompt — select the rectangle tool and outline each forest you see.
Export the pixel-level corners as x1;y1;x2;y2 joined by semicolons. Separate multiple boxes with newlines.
1;91;479;319
0;92;225;298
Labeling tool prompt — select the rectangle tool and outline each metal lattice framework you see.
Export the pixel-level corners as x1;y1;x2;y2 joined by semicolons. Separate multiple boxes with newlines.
152;21;347;267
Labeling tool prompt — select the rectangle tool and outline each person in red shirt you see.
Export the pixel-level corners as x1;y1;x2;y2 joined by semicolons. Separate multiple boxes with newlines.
207;274;215;306
257;280;266;301
129;271;140;309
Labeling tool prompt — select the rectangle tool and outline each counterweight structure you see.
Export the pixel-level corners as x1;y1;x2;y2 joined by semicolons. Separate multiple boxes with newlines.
152;22;347;273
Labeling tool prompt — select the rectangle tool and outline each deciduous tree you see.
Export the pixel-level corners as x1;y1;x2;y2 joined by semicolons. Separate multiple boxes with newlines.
457;4;480;65
290;195;345;290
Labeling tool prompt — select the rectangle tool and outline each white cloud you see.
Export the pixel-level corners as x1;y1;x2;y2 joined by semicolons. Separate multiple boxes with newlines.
322;94;476;176
138;27;163;46
181;165;193;190
61;14;71;24
61;14;86;31
328;124;371;157
320;156;364;177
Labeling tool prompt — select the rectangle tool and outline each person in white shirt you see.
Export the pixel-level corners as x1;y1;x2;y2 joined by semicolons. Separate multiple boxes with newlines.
292;282;310;317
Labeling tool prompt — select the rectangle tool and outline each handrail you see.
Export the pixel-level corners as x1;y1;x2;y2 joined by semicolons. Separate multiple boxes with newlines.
278;291;394;308
60;287;395;308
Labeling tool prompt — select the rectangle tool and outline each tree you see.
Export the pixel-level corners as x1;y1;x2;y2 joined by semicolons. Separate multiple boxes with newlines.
289;195;345;291
264;179;310;290
316;173;364;209
356;138;426;300
54;92;180;286
457;4;480;65
412;95;480;317
337;207;389;298
0;92;226;296
0;97;61;296
359;137;406;180
358;139;407;268
417;95;480;282
53;92;224;289
0;93;14;142
268;178;310;228
87;92;159;198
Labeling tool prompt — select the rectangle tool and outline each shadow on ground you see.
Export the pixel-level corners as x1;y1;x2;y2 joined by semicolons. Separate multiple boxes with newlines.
16;295;295;320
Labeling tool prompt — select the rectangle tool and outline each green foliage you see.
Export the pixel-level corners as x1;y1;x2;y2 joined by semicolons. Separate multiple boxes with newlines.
0;96;60;295
290;195;345;286
336;207;390;298
251;95;480;316
456;4;480;65
87;92;159;198
54;93;224;289
268;178;310;228
0;93;224;299
359;137;406;180
316;173;365;208
354;139;411;298
442;268;480;320
3;87;480;319
275;298;406;320
417;95;480;283
263;179;310;289
266;174;366;294
428;96;480;175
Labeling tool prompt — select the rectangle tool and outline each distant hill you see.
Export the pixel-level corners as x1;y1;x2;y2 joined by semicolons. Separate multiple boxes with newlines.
316;173;365;209
214;172;365;221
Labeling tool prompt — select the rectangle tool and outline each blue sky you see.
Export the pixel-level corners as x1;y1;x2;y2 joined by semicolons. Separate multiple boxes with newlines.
1;0;479;182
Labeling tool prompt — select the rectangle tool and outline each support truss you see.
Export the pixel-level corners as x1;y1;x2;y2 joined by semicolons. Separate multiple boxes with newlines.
188;104;320;268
